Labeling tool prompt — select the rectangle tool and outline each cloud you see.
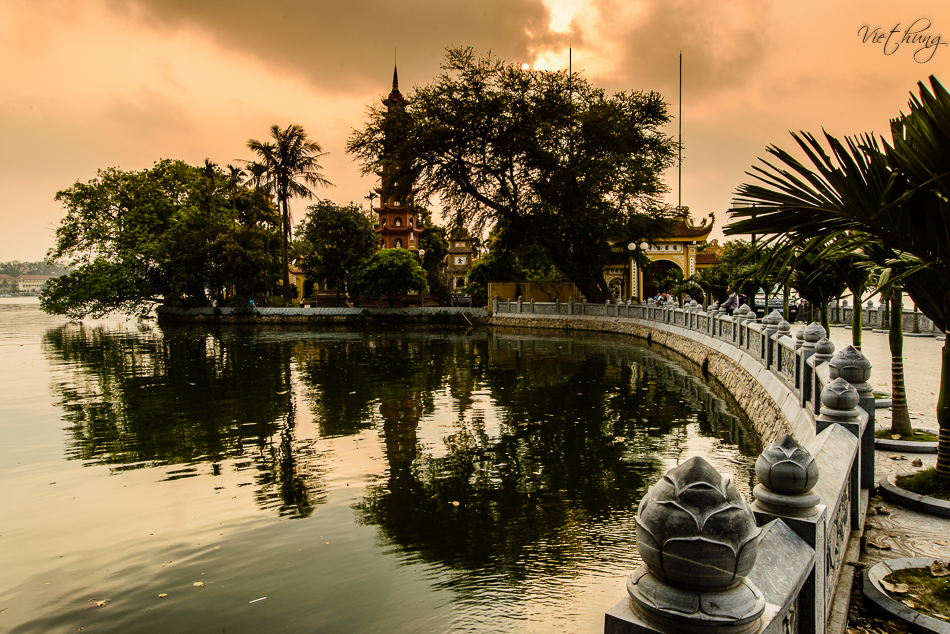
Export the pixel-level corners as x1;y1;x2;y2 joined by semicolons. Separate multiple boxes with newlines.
582;0;774;97
104;0;558;92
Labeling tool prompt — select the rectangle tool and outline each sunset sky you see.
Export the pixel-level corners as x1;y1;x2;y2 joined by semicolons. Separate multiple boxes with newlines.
2;0;948;261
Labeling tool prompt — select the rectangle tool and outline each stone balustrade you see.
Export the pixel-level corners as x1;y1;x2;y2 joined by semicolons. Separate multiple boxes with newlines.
490;297;874;634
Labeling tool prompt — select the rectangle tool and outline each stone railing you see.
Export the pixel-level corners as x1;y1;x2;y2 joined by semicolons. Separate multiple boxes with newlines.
824;300;940;334
490;297;875;634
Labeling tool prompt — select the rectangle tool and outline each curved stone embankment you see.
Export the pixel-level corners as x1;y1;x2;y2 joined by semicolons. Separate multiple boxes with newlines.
489;313;804;446
156;305;490;327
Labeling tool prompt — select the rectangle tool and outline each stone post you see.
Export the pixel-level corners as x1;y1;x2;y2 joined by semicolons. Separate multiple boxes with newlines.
763;310;783;368
493;295;499;315
829;345;875;489
813;338;834;364
581;297;587;315
529;297;535;313
568;296;574;316
799;322;826;406
606;457;770;634
517;295;523;313
816;378;863;528
555;297;560;315
773;319;792;372
751;435;826;634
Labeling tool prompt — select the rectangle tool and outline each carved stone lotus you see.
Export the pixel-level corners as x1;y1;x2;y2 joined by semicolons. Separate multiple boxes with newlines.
829;345;872;384
815;337;835;358
755;435;818;495
802;321;826;344
821;377;859;411
636;456;760;590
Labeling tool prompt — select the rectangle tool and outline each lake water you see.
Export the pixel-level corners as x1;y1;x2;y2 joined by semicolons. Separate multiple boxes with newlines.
0;298;759;633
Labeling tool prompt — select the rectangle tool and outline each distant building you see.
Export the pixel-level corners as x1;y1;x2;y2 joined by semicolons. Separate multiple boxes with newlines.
604;212;715;301
16;275;56;294
373;66;424;253
445;228;475;291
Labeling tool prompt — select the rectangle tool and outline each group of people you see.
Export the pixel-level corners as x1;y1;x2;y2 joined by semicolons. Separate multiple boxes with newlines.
650;292;695;306
648;288;744;315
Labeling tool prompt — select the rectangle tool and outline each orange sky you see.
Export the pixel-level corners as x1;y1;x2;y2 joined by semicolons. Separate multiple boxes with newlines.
1;0;948;261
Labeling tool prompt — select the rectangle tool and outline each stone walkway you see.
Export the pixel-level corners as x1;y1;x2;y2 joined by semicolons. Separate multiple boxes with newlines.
810;327;949;631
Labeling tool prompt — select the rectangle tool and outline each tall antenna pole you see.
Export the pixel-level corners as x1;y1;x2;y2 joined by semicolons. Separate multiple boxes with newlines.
678;51;682;211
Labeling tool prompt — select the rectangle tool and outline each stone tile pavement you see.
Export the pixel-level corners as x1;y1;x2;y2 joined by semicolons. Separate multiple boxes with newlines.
806;327;949;631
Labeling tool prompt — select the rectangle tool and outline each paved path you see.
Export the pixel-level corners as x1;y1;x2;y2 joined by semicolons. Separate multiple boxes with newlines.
825;325;943;431
806;327;950;630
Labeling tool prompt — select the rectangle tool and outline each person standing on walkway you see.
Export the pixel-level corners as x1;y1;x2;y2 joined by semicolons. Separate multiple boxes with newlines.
722;287;739;316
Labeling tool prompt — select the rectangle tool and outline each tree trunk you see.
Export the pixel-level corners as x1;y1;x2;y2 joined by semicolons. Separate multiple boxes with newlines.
889;289;913;437
818;291;830;335
850;286;863;350
852;305;862;350
937;340;950;482
280;196;291;307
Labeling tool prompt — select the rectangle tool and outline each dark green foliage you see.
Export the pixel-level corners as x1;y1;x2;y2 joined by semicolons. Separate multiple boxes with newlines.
348;47;680;303
725;75;950;481
44;159;279;319
418;219;452;305
464;228;564;305
350;248;428;307
296;200;377;296
246;124;332;306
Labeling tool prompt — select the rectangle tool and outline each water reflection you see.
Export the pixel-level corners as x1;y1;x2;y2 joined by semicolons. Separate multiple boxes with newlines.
354;333;760;579
43;322;322;518
42;322;759;582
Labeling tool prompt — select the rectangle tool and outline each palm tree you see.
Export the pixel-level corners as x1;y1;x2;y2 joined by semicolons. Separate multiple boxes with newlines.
247;124;332;305
725;76;950;482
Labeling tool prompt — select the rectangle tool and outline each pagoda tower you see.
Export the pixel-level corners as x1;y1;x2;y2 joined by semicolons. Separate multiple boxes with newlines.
373;66;423;251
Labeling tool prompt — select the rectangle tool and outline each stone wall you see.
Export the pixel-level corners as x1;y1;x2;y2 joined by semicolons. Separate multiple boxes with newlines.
491;299;873;634
490;312;801;445
156;305;489;326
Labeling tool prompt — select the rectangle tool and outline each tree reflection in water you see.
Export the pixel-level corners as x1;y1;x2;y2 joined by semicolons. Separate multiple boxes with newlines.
43;322;758;569
354;332;761;582
43;322;322;518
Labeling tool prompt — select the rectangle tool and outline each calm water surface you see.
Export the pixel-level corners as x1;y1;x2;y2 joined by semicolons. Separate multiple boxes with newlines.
0;298;760;633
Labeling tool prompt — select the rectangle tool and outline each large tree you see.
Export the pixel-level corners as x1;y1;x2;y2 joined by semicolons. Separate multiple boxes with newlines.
43;159;278;318
350;248;428;307
348;47;680;303
726;76;950;482
247;124;332;306
296;200;377;299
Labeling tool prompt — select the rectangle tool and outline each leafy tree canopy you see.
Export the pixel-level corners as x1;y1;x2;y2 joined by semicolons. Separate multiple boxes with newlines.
350;248;428;307
246;124;332;305
0;261;69;277
44;159;278;319
464;226;564;304
348;47;681;302
725;75;950;481
296;200;377;295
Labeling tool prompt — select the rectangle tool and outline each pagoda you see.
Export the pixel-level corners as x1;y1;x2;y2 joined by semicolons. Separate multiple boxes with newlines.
373;66;423;251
